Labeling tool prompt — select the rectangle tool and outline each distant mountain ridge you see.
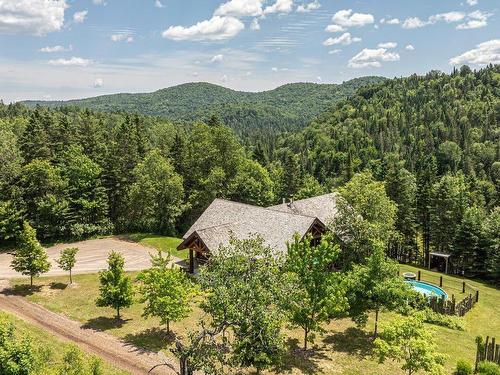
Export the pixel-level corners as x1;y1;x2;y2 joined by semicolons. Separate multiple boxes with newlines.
23;77;386;137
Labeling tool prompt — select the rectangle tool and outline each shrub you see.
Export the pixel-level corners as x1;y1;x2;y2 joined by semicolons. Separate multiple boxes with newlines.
477;361;500;375
423;309;465;330
454;359;473;375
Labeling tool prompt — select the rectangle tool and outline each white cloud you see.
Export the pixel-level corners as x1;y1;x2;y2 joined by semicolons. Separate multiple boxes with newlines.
429;11;465;23
348;48;400;68
48;57;92;67
378;42;397;49
220;74;228;82
39;45;72;53
0;0;67;36
449;39;500;65
405;44;415;51
317;76;322;82
162;16;244;41
155;0;164;8
403;11;471;29
111;33;134;42
73;10;88;23
328;49;341;55
93;78;103;88
263;0;294;15
250;18;260;31
93;0;105;4
325;24;344;33
297;0;321;13
214;0;263;17
466;0;478;5
456;10;491;30
323;32;361;46
331;9;374;28
402;17;428;29
210;54;224;63
386;18;400;24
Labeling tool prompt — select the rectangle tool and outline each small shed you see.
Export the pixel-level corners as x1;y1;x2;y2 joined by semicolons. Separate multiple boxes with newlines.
428;252;452;274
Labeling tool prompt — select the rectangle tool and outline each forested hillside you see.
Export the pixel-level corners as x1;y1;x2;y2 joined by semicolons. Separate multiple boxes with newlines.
273;64;499;279
23;77;384;143
1;65;498;280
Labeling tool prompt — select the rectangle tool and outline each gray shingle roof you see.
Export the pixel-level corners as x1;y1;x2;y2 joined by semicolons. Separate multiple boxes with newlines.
179;194;338;254
267;193;338;225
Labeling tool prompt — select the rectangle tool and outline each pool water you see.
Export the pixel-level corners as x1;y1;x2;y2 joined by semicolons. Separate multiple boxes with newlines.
406;280;448;299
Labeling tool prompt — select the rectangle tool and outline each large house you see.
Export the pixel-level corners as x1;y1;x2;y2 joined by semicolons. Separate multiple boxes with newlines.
177;193;339;273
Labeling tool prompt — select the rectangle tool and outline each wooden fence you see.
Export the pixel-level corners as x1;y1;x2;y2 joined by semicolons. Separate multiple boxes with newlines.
475;336;500;369
428;293;477;316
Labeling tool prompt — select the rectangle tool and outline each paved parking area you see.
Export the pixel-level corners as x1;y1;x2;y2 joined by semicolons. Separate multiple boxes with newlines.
0;237;170;279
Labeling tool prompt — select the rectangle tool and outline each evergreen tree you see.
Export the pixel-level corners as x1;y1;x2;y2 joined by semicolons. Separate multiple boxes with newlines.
430;173;468;254
96;251;134;319
11;221;51;286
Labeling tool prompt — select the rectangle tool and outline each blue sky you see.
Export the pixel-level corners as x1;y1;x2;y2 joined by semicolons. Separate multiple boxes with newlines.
0;0;498;102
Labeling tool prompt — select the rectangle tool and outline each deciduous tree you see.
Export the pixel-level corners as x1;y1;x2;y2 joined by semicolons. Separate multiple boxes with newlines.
374;314;446;375
137;252;196;334
96;251;134;319
11;221;51;286
56;247;79;284
285;234;347;350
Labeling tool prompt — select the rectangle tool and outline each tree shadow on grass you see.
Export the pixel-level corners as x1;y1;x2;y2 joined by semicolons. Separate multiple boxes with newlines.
82;316;131;331
49;282;67;290
1;284;42;297
123;327;175;352
273;337;329;374
323;327;374;358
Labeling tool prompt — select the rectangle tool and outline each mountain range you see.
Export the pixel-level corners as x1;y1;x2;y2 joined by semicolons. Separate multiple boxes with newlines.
24;77;386;138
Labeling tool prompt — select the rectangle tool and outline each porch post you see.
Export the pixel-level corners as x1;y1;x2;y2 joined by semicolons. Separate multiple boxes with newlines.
445;257;448;274
189;249;194;274
428;254;431;269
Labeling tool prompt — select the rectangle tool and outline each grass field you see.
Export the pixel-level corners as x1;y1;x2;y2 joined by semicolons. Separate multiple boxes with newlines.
12;264;500;375
0;310;128;375
120;233;187;260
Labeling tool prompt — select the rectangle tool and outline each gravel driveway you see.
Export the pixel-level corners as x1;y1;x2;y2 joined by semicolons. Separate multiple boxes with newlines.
0;237;177;279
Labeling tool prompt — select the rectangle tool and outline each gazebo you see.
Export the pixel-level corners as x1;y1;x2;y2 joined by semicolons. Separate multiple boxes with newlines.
428;252;451;274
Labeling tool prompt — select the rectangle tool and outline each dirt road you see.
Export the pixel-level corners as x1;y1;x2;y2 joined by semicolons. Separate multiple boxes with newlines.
0;237;181;279
0;280;177;375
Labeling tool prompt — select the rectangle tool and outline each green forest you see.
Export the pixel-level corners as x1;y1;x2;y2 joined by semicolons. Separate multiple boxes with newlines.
1;64;499;280
23;77;384;146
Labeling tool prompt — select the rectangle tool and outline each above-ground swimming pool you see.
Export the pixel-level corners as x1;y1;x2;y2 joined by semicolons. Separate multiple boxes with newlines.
405;280;448;299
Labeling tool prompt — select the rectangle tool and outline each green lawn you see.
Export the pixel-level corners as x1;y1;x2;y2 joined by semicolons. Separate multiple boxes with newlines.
121;233;187;260
0;310;128;375
12;265;500;375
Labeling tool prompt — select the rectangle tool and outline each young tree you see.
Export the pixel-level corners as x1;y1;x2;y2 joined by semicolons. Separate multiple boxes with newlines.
137;252;196;334
11;221;51;286
285;234;348;350
374;314;446;375
56;247;79;284
96;251;134;319
344;243;413;337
